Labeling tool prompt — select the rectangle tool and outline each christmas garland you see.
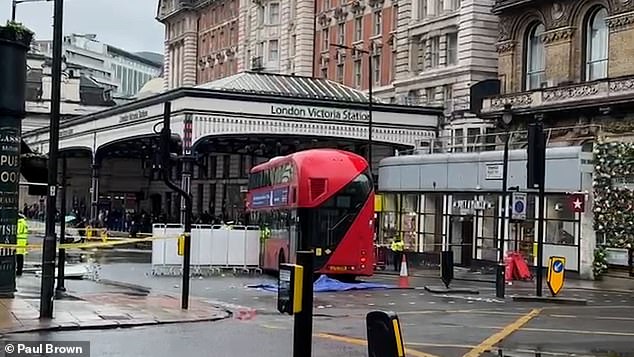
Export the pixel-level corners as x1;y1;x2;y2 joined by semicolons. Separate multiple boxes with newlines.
593;141;634;248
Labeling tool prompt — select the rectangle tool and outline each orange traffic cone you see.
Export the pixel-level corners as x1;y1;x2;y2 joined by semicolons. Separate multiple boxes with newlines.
398;254;409;288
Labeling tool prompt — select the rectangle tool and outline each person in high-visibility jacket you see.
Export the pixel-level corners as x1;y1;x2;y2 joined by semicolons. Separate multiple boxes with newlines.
16;213;29;276
390;237;404;272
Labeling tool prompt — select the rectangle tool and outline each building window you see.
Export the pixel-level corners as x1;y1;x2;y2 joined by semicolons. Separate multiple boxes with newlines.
354;16;363;42
585;7;608;81
443;84;453;109
525;22;545;90
268;2;280;25
321;66;328;78
425;87;435;103
338;23;345;45
336;62;344;82
222;155;231;178
446;32;458;65
322;28;329;50
430;36;440;68
373;9;382;35
391;50;397;81
256;41;264;56
290;35;296;57
354;59;362;87
435;0;445;14
268;39;279;61
418;0;427;19
257;6;265;26
373;53;381;85
322;0;330;12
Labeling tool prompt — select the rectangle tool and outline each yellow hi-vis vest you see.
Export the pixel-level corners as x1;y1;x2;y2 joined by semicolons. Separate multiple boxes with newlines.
17;218;28;255
391;240;404;252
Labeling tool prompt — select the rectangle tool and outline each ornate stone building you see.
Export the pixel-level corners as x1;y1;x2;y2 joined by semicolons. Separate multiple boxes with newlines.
479;0;634;142
392;0;500;149
155;0;315;89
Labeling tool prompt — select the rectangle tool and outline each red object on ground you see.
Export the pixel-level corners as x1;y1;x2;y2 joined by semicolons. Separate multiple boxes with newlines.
398;254;409;288
512;252;533;280
505;251;533;281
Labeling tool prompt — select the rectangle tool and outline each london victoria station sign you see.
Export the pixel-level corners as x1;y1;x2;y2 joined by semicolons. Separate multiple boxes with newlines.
270;104;370;122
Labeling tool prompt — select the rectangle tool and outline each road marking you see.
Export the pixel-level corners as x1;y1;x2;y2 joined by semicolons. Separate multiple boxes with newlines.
260;324;287;330
549;314;634;321
521;327;634;336
462;308;542;357
408;341;476;349
400;309;525;317
315;333;440;357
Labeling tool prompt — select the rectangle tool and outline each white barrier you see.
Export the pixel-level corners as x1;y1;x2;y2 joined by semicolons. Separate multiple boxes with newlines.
151;223;262;276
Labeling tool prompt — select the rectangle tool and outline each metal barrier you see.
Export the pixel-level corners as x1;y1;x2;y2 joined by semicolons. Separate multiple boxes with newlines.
151;223;262;276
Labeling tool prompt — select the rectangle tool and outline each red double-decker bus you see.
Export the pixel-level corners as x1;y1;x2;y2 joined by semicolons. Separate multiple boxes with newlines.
246;148;374;278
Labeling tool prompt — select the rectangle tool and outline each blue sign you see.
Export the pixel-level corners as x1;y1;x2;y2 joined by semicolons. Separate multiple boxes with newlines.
514;201;524;212
553;260;564;273
251;191;271;209
272;187;289;206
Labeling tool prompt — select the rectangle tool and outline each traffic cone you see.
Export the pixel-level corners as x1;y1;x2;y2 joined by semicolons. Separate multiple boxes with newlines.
398;254;409;288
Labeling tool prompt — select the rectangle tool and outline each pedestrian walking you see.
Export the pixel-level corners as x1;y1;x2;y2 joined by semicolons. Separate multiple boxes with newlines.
16;213;29;276
390;237;404;272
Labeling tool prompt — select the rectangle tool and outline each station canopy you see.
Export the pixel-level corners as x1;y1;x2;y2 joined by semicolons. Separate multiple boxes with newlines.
197;71;383;103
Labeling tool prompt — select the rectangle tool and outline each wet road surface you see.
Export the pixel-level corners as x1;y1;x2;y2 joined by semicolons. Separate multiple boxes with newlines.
9;259;634;357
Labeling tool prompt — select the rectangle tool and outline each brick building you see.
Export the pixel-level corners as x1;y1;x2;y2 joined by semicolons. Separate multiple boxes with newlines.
313;0;397;95
478;0;634;143
156;0;315;89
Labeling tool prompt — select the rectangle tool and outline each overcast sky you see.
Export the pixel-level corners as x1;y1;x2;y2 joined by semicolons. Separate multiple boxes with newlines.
0;0;164;53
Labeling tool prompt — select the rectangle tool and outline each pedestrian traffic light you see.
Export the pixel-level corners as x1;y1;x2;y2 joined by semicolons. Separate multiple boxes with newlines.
278;263;303;315
527;122;546;189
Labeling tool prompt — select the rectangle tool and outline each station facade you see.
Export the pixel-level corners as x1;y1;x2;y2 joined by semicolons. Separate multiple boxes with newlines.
22;72;442;224
377;145;596;278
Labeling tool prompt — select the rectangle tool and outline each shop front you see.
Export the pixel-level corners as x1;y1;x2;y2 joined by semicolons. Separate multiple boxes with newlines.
377;146;595;277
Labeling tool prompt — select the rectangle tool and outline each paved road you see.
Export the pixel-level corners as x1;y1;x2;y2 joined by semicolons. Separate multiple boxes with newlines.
12;260;634;357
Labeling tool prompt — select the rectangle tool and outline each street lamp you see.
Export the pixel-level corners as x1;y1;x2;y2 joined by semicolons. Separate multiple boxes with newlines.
11;0;53;21
330;43;374;173
496;103;513;299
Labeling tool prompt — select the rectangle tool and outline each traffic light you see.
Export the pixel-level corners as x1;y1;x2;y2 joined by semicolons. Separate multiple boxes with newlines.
527;122;546;189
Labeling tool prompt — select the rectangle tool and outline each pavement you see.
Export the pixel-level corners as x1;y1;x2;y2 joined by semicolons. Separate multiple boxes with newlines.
0;276;230;335
6;251;634;357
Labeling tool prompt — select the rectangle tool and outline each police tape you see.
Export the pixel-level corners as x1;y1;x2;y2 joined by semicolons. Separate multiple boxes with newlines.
0;234;181;251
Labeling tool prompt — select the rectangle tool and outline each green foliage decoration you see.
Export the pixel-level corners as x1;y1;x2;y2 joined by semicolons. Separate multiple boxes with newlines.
593;140;634;248
0;21;34;47
592;246;608;279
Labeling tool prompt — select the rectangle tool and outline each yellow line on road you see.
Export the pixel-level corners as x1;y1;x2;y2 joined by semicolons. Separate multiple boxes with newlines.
315;333;441;357
462;308;542;357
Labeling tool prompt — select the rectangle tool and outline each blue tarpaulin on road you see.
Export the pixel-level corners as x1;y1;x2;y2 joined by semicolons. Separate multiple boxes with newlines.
247;275;397;293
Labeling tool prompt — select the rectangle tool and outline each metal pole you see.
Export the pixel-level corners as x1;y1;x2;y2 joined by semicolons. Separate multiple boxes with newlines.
534;121;546;297
159;102;193;310
293;250;314;357
536;169;546;297
39;0;63;319
496;132;509;298
367;52;373;173
55;157;67;296
11;0;17;21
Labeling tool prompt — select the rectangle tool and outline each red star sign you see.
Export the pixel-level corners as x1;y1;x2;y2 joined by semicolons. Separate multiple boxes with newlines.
568;194;585;213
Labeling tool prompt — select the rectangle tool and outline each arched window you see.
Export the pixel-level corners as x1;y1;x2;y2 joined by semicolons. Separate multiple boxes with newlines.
585;7;609;81
525;22;545;90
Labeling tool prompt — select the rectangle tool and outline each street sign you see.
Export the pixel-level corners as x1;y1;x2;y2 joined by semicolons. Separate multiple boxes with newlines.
547;256;566;296
511;192;527;220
